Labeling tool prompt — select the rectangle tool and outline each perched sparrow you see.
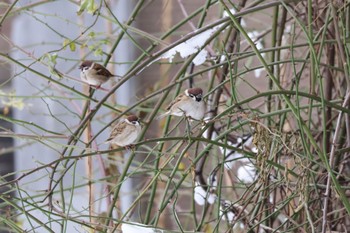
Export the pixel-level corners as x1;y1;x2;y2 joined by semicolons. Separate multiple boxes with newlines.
158;87;206;121
79;60;116;88
105;115;141;148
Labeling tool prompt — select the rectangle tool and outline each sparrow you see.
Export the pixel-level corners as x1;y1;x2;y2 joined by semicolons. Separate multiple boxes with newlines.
79;60;116;88
105;115;142;149
157;87;206;121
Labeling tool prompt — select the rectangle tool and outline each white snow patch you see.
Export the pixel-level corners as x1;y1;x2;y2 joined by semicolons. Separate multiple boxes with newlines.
254;67;264;78
194;182;216;206
121;222;161;233
159;29;213;66
237;164;256;183
208;174;217;189
203;123;218;139
223;8;246;27
247;31;265;78
223;8;236;17
223;136;256;169
220;207;235;222
159;22;227;66
224;152;249;169
247;31;264;51
220;200;237;222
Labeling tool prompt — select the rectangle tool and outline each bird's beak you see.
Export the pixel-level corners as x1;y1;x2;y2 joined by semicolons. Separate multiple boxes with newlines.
196;96;202;101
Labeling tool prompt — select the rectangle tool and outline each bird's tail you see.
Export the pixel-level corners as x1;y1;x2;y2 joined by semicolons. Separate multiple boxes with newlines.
111;74;123;79
156;112;169;120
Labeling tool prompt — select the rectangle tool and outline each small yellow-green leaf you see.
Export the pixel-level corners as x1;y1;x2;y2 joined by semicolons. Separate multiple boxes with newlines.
101;39;109;44
88;31;95;38
178;162;186;171
63;38;70;48
1;97;25;111
87;0;98;14
77;0;89;15
78;0;97;15
48;53;57;65
69;42;76;52
93;48;103;56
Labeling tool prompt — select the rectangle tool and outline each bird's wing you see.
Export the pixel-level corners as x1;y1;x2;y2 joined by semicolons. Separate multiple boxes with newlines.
106;121;127;142
166;94;185;111
93;63;114;77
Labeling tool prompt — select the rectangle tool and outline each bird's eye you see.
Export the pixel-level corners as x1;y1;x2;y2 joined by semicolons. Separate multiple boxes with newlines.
189;94;194;98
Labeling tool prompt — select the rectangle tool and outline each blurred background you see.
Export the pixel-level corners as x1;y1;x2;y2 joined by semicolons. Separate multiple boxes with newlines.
1;0;350;232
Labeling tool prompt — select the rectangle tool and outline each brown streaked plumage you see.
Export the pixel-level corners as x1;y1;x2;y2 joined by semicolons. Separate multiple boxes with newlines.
79;60;116;87
158;87;206;121
105;115;141;148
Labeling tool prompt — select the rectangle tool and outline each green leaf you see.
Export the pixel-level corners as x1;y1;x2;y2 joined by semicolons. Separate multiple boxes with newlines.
101;39;109;44
0;90;25;110
63;39;75;51
87;0;98;15
93;48;103;56
69;42;76;52
88;31;95;38
77;0;97;15
63;38;69;48
50;53;57;64
77;0;89;15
